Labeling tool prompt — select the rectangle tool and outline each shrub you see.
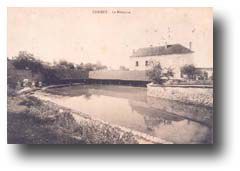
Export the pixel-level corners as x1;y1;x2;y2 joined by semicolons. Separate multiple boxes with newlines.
181;64;196;80
12;51;44;74
7;86;16;96
19;96;43;107
147;62;174;84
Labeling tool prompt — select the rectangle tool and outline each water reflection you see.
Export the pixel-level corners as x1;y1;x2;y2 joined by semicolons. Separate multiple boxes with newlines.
39;84;213;144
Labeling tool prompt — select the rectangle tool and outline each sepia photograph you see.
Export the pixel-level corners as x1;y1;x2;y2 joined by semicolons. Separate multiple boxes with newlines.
7;7;213;144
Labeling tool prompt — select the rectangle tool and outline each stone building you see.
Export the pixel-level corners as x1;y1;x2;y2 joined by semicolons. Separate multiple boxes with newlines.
129;43;194;79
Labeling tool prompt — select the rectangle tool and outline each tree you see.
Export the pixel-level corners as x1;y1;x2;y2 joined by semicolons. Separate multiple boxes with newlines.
146;62;174;84
203;71;208;80
95;62;108;70
41;66;59;84
119;66;129;71
83;63;96;72
7;60;19;88
162;67;174;80
181;64;197;80
75;63;84;71
82;62;108;71
12;51;43;74
58;60;75;69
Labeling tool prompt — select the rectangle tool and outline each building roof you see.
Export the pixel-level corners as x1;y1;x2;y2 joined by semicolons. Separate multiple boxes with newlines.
130;44;193;57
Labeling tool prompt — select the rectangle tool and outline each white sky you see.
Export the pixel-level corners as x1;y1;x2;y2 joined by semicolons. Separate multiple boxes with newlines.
8;7;213;68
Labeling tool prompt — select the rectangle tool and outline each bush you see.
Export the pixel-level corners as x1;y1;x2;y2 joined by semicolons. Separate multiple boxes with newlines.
181;64;196;80
147;62;174;84
8;51;109;86
12;51;43;74
7;86;16;96
19;96;43;107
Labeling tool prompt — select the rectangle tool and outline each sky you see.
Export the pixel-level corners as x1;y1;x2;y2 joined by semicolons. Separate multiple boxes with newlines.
8;7;213;68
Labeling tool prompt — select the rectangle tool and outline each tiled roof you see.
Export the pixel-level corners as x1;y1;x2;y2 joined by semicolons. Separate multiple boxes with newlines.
131;44;193;57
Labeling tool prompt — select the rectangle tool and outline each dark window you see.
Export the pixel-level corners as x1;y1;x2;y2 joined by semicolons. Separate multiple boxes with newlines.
145;61;148;66
136;61;139;67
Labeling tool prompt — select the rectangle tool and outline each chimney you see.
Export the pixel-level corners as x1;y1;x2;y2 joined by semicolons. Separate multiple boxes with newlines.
189;41;192;50
165;41;168;49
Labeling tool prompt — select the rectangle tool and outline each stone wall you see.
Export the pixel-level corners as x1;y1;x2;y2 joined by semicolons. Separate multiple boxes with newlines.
147;84;213;107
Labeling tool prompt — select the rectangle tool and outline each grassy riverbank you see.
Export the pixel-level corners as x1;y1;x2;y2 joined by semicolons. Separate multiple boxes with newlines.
7;94;145;144
7;95;85;144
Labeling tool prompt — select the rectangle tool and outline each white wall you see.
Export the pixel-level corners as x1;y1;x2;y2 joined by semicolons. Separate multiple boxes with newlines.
130;53;194;78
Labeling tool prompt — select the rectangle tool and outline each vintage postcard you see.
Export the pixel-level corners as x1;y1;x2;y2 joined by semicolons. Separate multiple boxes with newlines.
7;7;213;144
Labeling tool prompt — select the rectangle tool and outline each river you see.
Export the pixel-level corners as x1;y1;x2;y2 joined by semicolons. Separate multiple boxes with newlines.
35;84;213;144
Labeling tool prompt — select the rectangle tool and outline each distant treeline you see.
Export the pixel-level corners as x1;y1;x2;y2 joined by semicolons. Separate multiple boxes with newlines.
7;51;108;87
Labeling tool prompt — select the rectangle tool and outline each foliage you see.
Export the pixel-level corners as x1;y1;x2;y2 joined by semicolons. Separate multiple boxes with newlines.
7;85;16;96
162;67;174;79
53;60;108;72
181;64;197;80
146;61;174;84
193;70;204;80
83;62;108;72
12;51;44;74
8;51;109;86
19;96;43;107
95;62;108;71
119;66;129;71
55;60;76;70
7;59;19;88
41;66;60;84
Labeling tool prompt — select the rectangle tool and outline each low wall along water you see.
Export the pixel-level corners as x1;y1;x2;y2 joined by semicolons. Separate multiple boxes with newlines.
147;84;213;107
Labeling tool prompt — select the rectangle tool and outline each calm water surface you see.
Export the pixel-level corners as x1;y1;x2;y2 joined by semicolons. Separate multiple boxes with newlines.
37;84;213;144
